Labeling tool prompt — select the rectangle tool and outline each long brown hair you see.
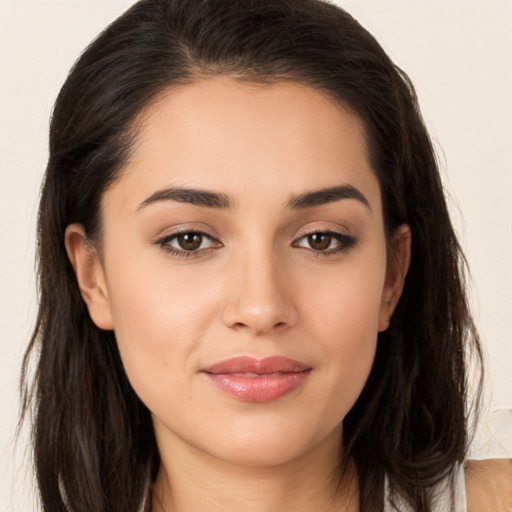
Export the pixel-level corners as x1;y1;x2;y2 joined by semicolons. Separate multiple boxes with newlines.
20;1;483;511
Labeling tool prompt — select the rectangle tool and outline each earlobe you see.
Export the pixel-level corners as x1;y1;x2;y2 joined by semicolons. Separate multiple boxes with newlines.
65;223;114;330
378;224;411;332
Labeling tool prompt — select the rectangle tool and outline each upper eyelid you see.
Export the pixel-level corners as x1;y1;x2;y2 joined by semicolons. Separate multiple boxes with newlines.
153;225;355;248
154;227;351;241
154;227;220;244
293;225;351;239
292;230;354;245
160;229;213;240
163;233;212;244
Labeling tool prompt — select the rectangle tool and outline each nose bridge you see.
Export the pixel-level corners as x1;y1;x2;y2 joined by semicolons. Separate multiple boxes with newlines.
222;239;297;334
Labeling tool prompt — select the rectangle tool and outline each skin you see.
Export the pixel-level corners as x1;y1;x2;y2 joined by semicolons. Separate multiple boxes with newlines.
66;77;411;511
465;459;512;511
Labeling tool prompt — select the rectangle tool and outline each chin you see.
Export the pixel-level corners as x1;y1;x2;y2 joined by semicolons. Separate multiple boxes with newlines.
199;418;342;469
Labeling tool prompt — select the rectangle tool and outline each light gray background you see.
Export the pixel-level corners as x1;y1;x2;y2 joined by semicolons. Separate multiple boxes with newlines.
1;1;511;510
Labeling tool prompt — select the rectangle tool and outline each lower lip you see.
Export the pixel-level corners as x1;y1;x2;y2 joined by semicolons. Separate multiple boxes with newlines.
204;371;311;402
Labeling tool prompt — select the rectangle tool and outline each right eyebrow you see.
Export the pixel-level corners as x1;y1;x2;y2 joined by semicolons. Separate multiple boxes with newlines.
136;187;233;211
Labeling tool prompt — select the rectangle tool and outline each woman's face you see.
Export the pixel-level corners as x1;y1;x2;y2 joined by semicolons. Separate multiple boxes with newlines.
68;77;408;467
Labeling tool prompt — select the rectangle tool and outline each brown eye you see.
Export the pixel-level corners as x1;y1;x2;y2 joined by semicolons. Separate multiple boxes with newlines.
307;233;332;251
293;230;357;255
156;230;220;257
177;233;203;251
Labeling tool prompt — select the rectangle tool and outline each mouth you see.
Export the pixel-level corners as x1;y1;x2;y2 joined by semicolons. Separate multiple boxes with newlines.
202;356;312;403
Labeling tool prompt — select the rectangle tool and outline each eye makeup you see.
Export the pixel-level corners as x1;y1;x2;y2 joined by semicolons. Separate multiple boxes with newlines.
154;229;222;259
292;228;357;256
153;225;358;260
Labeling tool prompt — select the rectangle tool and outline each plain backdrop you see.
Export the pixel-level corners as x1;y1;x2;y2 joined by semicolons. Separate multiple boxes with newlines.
1;1;511;510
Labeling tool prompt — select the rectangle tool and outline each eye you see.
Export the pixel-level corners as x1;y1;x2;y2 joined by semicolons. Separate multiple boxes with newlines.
293;230;356;254
155;230;221;258
303;233;334;251
173;232;207;251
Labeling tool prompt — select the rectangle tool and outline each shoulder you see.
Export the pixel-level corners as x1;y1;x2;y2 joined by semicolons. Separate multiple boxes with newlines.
464;458;512;512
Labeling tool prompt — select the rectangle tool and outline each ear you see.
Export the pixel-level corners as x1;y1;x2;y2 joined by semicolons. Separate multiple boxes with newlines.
378;224;411;332
65;223;114;330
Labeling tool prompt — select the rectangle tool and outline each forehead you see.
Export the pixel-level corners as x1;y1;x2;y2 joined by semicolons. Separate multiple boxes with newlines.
108;76;380;212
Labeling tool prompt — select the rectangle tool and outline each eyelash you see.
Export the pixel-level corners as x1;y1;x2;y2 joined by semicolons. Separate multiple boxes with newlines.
154;230;221;259
291;228;357;256
154;228;356;259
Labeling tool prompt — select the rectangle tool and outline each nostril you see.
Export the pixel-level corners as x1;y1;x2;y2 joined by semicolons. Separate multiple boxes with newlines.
227;319;289;333
221;289;299;333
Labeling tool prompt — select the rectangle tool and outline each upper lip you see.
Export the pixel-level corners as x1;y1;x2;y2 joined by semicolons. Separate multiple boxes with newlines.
203;356;312;375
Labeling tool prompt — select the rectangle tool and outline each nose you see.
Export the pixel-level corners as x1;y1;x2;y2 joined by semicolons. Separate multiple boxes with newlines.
221;248;298;335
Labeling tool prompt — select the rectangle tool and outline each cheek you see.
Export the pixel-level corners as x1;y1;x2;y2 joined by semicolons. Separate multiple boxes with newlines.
301;254;386;409
103;254;222;403
304;245;387;338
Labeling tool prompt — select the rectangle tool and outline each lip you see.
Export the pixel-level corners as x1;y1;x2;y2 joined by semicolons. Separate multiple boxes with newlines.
202;356;312;403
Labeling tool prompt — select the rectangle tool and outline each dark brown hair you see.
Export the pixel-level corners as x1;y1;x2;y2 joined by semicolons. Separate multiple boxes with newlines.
20;1;482;511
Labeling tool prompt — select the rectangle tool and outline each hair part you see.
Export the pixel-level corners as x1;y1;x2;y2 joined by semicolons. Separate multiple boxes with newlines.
20;1;483;511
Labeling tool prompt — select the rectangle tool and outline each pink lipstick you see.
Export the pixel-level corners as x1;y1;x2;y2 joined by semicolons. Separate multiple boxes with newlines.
202;356;311;402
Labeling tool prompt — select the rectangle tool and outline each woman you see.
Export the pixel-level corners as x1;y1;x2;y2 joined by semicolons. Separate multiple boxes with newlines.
19;0;511;511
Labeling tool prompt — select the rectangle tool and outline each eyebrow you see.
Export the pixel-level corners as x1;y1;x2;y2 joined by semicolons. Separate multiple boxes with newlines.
137;187;232;211
137;183;371;212
287;184;371;211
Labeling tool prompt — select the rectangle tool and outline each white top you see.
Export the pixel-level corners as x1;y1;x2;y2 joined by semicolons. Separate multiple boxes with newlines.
384;463;467;512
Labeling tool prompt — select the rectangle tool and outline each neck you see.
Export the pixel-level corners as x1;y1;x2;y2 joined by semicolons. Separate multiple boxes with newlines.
151;427;359;512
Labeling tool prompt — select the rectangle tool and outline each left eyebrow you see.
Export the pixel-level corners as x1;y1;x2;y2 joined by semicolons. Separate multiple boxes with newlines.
287;184;371;211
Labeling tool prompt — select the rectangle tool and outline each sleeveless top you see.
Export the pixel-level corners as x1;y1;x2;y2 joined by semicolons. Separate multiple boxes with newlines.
141;464;468;511
384;463;468;512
